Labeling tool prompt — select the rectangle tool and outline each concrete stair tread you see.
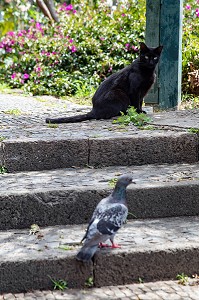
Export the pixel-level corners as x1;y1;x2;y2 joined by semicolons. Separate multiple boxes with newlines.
1;162;199;193
1;216;199;293
2;163;199;230
0;121;197;172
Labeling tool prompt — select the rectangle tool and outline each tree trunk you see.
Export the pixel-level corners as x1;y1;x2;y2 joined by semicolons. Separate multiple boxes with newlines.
36;0;59;22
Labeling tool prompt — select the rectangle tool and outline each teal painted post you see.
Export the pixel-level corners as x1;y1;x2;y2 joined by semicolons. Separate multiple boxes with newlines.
145;0;183;109
145;0;161;104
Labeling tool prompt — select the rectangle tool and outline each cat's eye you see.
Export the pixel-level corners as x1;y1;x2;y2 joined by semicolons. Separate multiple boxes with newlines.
153;57;158;60
144;56;149;59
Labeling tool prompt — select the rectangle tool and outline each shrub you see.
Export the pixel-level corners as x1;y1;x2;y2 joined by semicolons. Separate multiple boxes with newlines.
0;0;198;97
182;1;199;95
0;0;145;96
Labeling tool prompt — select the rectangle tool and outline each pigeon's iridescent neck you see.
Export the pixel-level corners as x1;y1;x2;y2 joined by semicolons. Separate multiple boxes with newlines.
112;185;127;201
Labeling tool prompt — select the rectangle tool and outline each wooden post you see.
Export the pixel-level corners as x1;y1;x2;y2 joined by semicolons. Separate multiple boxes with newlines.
145;0;183;109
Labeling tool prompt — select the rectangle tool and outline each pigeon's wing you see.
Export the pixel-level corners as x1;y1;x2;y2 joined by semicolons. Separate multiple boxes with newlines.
96;203;128;236
80;196;111;242
84;203;128;243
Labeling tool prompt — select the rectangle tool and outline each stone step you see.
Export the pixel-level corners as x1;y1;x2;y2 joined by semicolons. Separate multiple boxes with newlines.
0;120;198;172
1;163;199;230
1;216;199;294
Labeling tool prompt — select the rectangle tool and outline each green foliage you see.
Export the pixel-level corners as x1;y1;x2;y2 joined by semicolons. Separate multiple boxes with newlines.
188;128;199;134
0;166;8;174
182;1;199;95
4;109;21;116
128;212;137;219
49;276;68;291
85;276;94;288
181;93;199;109
58;244;74;250
176;273;189;285
0;0;198;98
108;177;118;188
0;0;145;97
47;123;59;129
0;136;6;142
113;106;152;127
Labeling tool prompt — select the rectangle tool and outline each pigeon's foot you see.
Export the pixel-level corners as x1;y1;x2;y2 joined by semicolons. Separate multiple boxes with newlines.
99;242;110;248
111;243;121;248
98;242;121;248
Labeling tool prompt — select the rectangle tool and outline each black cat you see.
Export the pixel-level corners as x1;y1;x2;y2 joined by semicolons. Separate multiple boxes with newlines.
46;42;163;124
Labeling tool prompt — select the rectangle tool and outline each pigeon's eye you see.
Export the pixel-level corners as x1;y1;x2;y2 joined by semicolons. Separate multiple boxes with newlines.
153;57;158;60
144;56;149;59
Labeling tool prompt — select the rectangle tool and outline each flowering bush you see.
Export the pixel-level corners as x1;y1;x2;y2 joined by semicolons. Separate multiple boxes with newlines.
0;0;145;96
182;0;199;94
0;0;198;97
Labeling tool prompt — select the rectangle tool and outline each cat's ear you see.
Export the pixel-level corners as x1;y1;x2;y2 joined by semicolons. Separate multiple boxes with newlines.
139;42;149;53
155;45;163;55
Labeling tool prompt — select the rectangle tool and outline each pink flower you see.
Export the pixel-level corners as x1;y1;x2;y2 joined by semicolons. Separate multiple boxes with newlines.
66;4;73;11
23;73;29;79
125;43;130;49
36;22;41;29
132;45;139;52
69;45;77;53
69;39;73;43
7;31;14;37
185;4;191;9
11;73;17;79
121;13;126;17
36;67;41;72
196;11;199;17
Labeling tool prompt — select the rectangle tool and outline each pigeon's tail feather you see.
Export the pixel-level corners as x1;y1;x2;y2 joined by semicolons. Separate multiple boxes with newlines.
46;111;94;124
76;244;98;262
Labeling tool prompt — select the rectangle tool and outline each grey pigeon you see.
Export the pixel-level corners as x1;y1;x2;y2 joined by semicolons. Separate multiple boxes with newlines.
76;174;133;262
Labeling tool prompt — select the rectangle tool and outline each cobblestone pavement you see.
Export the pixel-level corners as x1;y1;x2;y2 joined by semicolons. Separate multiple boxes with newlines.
1;280;199;300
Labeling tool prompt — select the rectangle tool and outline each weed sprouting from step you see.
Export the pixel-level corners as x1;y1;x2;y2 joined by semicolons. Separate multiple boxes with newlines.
85;276;94;288
47;123;59;129
128;212;137;219
0;136;6;142
139;125;156;130
108;177;118;188
113;106;152;127
0;166;8;174
4;109;22;116
29;224;40;235
188;128;199;134
138;277;144;283
48;276;68;290
58;244;75;251
176;273;189;285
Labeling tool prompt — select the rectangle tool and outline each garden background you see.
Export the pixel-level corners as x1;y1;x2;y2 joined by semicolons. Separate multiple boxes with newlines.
0;0;198;107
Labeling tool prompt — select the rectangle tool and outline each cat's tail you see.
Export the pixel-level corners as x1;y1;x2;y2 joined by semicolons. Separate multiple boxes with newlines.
46;111;94;124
